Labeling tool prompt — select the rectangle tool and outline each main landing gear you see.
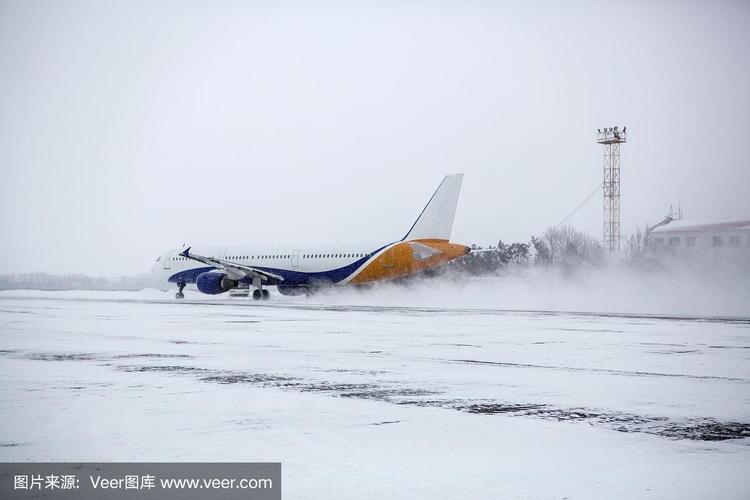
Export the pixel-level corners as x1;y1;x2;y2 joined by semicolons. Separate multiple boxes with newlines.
175;282;186;299
252;289;270;301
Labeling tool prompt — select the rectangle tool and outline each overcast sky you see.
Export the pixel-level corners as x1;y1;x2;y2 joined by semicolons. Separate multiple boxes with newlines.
1;0;748;276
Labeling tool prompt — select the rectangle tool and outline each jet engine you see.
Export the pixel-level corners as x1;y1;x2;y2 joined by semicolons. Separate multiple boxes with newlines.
196;272;239;295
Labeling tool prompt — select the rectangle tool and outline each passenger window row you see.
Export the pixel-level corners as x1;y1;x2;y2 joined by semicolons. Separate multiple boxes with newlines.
302;253;366;259
226;255;290;260
171;252;368;261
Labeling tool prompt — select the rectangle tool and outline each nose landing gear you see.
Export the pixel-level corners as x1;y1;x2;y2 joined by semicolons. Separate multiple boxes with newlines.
175;282;186;299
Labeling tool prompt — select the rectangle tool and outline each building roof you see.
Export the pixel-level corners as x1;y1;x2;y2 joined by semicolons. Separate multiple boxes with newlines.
650;218;750;234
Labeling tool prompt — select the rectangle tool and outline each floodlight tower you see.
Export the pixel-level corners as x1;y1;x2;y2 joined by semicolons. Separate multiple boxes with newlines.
596;126;627;253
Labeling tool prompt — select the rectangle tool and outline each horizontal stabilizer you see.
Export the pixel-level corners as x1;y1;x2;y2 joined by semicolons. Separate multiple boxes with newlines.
403;174;463;241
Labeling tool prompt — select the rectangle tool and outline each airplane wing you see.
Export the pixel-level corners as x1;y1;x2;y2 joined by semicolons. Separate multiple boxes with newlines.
180;247;285;283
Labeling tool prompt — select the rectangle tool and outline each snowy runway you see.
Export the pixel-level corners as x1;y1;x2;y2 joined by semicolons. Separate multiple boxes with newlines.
1;290;749;498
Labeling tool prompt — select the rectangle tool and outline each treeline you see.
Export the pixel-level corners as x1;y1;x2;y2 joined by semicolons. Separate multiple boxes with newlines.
446;225;604;276
0;273;157;291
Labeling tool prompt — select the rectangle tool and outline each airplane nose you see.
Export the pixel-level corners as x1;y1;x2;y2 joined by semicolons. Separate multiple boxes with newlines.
150;255;164;279
149;261;160;279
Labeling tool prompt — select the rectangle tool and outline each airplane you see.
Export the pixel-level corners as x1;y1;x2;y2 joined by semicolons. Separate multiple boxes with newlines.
151;174;470;300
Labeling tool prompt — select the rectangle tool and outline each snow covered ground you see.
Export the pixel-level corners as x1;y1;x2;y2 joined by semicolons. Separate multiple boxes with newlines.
1;289;749;499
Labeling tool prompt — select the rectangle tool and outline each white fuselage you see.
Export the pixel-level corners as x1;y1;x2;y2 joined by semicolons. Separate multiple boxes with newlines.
151;241;385;288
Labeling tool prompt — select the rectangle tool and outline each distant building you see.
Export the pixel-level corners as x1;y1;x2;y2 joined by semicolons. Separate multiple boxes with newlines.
648;218;750;261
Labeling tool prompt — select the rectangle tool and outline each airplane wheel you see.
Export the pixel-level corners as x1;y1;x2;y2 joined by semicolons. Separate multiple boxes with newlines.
261;289;270;300
252;289;262;301
175;292;184;299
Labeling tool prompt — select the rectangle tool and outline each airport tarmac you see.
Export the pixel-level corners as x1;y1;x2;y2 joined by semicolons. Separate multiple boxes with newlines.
1;290;749;499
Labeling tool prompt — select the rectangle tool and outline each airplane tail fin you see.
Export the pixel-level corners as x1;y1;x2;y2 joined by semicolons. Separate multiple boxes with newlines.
403;174;463;241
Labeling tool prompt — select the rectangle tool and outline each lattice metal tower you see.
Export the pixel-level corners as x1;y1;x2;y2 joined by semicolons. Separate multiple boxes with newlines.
597;126;627;253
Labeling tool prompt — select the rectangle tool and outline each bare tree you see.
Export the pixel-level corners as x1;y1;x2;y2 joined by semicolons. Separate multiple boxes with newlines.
541;226;604;270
